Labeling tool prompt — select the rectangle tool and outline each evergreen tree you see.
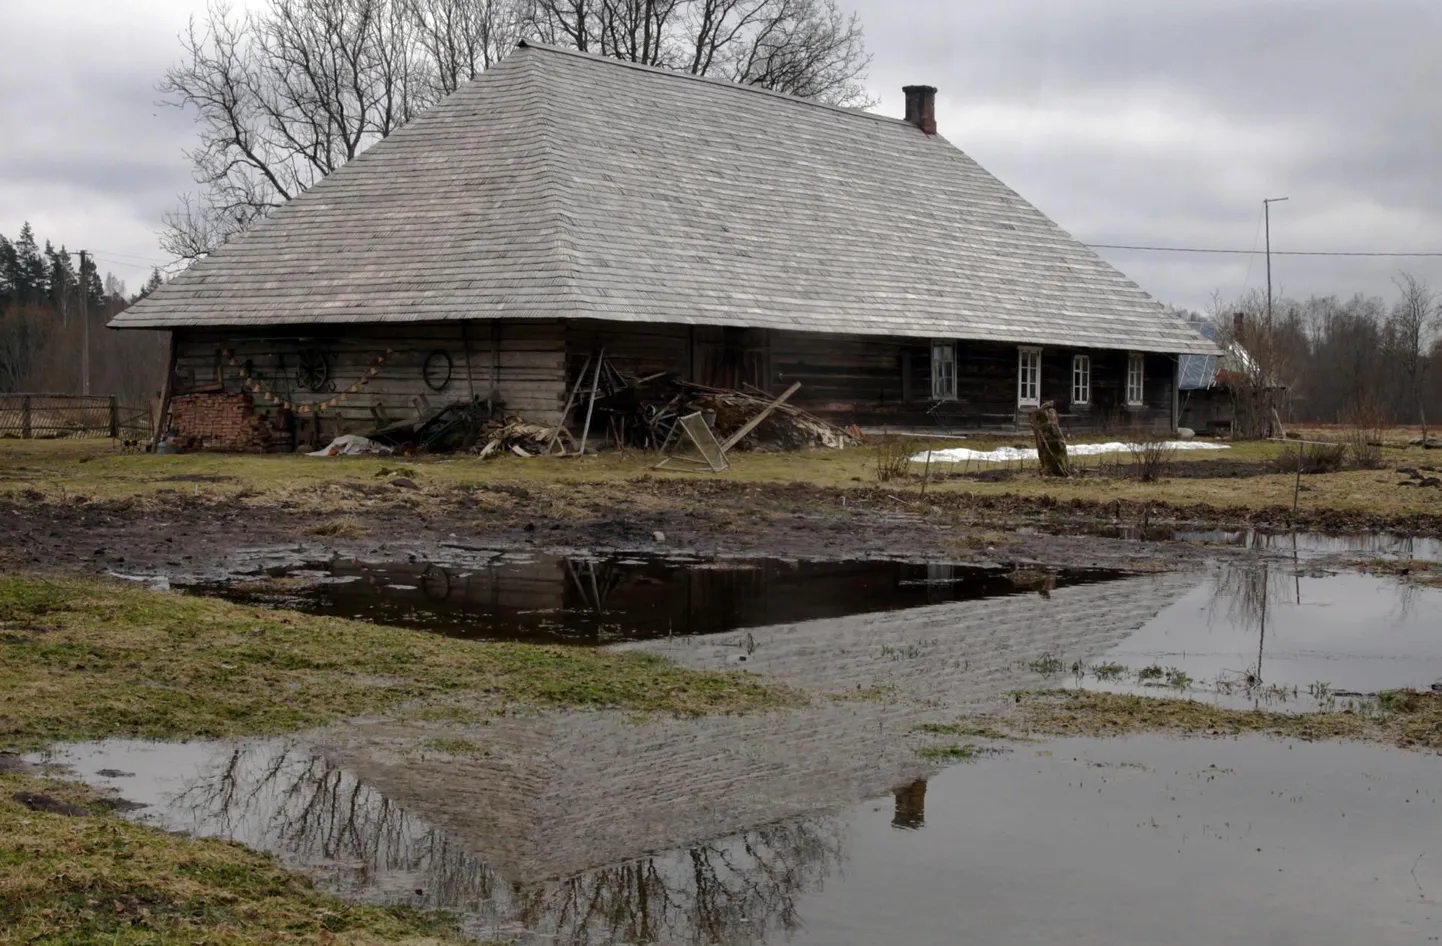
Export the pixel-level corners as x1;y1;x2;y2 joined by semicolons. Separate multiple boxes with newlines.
0;235;16;311
13;223;47;306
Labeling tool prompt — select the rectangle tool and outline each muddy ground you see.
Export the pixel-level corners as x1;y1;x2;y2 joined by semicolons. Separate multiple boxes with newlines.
7;475;1439;585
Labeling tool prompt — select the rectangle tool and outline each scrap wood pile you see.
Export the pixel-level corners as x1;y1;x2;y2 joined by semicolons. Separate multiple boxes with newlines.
474;417;572;457
684;384;857;451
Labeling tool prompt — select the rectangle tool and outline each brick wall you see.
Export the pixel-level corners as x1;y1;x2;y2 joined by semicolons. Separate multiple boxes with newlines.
167;392;277;452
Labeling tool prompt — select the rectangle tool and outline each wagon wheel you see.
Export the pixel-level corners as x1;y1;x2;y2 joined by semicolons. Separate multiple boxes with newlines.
423;349;453;392
295;348;330;392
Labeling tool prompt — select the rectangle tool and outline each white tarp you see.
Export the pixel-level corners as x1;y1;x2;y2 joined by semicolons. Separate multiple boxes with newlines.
308;434;393;457
912;441;1229;464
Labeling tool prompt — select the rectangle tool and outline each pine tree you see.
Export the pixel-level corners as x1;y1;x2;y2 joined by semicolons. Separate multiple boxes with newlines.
13;224;46;306
0;234;17;312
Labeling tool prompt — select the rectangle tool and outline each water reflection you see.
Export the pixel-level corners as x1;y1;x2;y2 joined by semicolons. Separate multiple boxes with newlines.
47;739;848;946
189;553;1124;644
1087;555;1442;702
891;780;928;831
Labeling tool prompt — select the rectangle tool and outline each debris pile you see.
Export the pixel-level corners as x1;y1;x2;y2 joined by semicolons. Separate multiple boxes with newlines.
686;386;855;451
474;417;571;458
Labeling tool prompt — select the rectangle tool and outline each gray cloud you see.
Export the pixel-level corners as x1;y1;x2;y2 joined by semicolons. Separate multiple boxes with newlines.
2;0;1439;309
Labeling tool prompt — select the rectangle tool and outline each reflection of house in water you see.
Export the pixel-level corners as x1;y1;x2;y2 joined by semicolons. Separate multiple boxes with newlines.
95;572;1197;945
227;553;1125;643
315;573;1200;882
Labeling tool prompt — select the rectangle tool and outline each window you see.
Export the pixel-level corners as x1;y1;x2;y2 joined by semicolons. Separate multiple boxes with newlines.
1017;347;1041;406
1126;352;1145;406
1071;355;1091;405
930;341;956;400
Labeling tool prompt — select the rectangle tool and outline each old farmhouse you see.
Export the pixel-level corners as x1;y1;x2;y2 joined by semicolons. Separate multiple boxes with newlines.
112;41;1217;452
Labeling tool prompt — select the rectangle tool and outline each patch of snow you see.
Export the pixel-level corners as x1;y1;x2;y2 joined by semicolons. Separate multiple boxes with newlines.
912;441;1230;464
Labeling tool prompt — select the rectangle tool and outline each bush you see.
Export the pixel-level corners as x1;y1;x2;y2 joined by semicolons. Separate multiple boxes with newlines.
873;437;921;482
1339;407;1386;469
1126;440;1176;482
1273;440;1347;474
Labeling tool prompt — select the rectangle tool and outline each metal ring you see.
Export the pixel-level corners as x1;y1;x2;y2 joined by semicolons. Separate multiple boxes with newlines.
423;350;453;392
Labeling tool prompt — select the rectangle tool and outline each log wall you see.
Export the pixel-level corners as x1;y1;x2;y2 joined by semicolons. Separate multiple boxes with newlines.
169;317;1178;451
171;320;567;450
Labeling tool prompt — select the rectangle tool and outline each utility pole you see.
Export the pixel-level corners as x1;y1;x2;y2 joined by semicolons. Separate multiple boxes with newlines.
78;250;90;396
1263;197;1289;325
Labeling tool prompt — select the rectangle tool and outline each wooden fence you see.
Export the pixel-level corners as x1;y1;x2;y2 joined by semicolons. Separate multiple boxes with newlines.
0;394;153;440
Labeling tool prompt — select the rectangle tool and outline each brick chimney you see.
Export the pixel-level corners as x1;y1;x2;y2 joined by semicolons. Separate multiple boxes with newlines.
903;85;937;135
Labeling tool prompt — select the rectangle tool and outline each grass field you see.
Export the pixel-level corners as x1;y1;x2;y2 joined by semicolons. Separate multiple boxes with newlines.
1;432;1438;520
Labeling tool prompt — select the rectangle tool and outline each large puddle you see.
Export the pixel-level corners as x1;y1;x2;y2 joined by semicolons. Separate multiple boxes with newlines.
186;553;1126;643
33;733;1442;945
1026;562;1442;708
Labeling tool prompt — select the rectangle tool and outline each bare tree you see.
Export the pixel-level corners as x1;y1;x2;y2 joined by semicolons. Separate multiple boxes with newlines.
523;0;871;103
1209;288;1304;439
1388;271;1440;440
160;0;871;260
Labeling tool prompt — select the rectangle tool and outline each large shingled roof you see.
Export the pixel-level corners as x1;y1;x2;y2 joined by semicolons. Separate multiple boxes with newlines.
114;42;1217;354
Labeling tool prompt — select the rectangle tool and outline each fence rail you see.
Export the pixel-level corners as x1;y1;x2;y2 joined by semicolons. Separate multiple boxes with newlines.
0;394;152;440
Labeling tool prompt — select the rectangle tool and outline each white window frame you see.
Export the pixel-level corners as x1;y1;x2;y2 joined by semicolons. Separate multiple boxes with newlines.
930;341;957;400
1017;347;1041;407
1071;354;1091;406
1126;352;1146;406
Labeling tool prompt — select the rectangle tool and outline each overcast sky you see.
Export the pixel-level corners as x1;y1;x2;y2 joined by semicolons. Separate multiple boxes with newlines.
3;0;1439;311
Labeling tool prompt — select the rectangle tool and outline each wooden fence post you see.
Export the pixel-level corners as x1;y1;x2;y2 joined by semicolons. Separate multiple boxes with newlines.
108;396;119;438
21;397;31;439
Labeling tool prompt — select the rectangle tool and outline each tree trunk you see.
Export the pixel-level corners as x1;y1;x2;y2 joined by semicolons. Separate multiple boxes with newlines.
1029;401;1071;477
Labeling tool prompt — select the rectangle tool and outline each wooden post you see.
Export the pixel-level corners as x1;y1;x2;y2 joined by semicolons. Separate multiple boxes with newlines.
578;349;605;456
21;396;31;439
152;331;179;450
719;381;801;452
545;352;592;456
1029;401;1071;477
107;395;119;439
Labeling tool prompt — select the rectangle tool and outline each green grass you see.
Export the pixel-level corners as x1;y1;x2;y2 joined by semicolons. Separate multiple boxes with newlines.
0;574;803;752
993;689;1442;749
0;770;489;945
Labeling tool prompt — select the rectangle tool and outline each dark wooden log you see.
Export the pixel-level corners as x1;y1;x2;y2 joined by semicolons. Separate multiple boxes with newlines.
1029;401;1071;477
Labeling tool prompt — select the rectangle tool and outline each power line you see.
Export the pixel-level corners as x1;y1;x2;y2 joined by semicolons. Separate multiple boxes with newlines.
1087;243;1442;258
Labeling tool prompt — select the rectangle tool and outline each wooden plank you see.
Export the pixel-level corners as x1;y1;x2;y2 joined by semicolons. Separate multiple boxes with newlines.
719;382;801;452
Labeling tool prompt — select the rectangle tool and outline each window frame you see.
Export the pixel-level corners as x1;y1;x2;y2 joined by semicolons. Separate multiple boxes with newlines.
1017;346;1041;407
930;340;957;400
1126;351;1146;406
1071;354;1091;406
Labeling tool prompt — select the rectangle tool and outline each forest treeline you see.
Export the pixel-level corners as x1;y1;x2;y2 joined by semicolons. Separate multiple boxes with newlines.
1187;276;1442;431
0;223;168;406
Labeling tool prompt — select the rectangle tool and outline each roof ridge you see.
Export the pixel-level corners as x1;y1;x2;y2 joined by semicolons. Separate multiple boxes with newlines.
515;40;910;129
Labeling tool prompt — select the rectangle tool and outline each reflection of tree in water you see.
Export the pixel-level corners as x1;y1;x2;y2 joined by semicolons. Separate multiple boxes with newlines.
515;816;845;946
171;744;847;945
172;744;494;907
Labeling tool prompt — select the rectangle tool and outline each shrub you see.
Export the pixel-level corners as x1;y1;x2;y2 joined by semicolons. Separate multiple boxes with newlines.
1127;440;1176;482
873;437;921;482
1274;440;1347;474
1339;406;1386;470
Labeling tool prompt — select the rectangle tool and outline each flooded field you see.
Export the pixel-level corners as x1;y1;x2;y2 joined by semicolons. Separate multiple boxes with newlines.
1055;563;1442;708
185;552;1126;643
33;733;1442;945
